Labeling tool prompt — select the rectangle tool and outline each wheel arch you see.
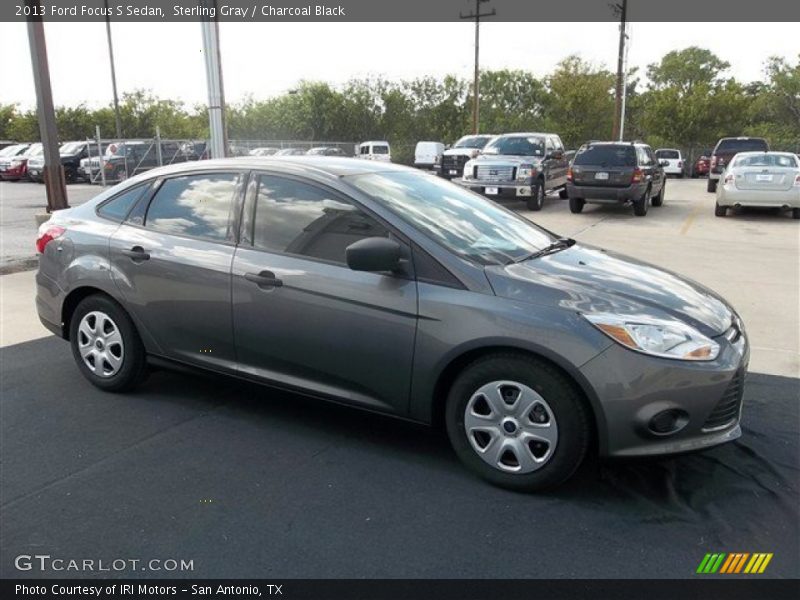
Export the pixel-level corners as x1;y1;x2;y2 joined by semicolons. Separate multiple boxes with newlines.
430;344;606;455
61;286;116;341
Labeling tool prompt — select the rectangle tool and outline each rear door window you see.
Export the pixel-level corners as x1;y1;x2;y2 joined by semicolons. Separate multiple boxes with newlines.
144;173;239;241
574;146;636;167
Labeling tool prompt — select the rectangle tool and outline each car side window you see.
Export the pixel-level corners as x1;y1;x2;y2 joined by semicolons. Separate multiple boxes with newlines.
97;184;148;223
251;174;389;265
144;173;239;241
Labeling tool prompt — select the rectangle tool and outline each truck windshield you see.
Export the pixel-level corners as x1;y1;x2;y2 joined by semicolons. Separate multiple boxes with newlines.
454;136;491;149
59;142;84;155
483;136;544;157
347;171;554;266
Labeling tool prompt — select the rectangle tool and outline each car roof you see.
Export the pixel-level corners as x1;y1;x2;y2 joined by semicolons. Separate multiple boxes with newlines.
361;141;389;145
732;151;795;157
121;156;415;180
494;132;552;137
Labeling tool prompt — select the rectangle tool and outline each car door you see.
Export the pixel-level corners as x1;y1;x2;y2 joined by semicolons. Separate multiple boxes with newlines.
231;172;418;415
548;136;568;188
645;147;665;193
109;170;245;371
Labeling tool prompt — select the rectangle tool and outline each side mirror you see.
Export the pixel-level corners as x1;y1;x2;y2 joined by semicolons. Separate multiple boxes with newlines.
346;237;402;273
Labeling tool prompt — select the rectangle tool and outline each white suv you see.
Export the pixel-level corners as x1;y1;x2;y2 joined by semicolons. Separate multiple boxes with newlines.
655;149;684;178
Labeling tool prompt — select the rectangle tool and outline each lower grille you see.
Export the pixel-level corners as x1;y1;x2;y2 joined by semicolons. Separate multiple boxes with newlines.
475;165;515;181
441;155;468;175
702;369;745;431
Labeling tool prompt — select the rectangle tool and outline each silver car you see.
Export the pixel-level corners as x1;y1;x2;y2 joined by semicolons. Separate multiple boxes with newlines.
715;151;800;218
36;158;749;491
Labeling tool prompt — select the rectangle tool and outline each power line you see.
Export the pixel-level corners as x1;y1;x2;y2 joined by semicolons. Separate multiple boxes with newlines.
460;0;496;135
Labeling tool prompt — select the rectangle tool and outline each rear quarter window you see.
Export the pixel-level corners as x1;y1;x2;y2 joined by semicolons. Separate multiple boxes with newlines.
96;184;148;223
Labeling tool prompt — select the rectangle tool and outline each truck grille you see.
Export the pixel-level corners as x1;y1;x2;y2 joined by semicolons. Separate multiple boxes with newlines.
441;154;468;175
702;369;745;431
475;165;515;181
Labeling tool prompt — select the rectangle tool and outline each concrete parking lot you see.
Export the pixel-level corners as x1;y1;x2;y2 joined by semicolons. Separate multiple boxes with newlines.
1;177;798;578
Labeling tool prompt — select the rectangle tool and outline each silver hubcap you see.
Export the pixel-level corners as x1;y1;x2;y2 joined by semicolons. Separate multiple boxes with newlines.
77;311;124;377
464;380;558;474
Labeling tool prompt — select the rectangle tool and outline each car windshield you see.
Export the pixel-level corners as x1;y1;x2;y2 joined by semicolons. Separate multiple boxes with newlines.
716;139;768;154
735;154;798;168
59;142;84;155
25;144;43;157
347;171;555;265
656;150;680;159
0;144;25;157
574;145;636;167
483;136;544;157
454;136;491;149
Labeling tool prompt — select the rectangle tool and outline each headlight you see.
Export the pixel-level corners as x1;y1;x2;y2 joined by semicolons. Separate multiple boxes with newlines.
517;163;536;181
583;313;719;361
463;161;474;179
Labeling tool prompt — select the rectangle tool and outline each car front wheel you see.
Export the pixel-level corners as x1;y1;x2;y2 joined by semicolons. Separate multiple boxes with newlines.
445;354;590;492
69;294;147;392
527;180;545;211
707;178;717;193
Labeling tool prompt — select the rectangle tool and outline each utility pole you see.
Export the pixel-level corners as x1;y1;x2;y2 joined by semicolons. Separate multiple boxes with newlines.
200;0;228;159
104;0;123;139
619;23;631;141
611;0;628;141
460;0;496;135
25;0;68;212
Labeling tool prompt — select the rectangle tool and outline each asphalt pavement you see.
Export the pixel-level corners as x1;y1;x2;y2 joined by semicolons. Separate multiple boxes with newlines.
1;335;798;579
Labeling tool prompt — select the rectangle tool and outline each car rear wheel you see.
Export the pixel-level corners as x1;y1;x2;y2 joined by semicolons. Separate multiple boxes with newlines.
792;208;799;220
569;197;584;214
652;180;665;207
527;180;545;211
715;203;727;217
69;295;147;392
559;187;569;199
707;178;717;193
633;187;650;216
445;354;590;492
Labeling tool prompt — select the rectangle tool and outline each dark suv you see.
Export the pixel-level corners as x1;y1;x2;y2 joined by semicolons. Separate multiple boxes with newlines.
566;141;667;217
707;137;769;193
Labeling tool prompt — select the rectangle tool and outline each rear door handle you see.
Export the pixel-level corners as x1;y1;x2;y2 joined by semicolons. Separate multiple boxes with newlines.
121;246;150;261
245;270;283;288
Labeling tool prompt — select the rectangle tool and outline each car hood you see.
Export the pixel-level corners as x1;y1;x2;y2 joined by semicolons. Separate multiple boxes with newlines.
475;154;543;166
443;148;480;157
485;243;733;336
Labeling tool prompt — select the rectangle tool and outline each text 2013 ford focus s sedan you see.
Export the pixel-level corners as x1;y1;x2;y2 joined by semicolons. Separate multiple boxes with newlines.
35;158;748;491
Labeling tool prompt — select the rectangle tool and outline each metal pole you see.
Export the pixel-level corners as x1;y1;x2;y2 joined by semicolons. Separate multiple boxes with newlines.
611;0;627;141
25;0;68;212
96;125;107;187
619;23;630;141
104;0;122;139
200;0;228;159
155;126;163;166
460;0;495;135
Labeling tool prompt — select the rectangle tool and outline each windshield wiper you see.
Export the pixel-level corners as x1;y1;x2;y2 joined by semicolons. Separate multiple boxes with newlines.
518;238;576;262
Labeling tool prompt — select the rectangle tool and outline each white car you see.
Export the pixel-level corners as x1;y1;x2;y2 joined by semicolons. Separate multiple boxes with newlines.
357;141;391;162
414;141;445;171
715;151;800;219
655;149;685;178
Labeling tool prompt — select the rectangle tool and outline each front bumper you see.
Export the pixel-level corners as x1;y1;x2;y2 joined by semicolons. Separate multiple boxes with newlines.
567;182;645;203
459;179;534;198
580;327;749;458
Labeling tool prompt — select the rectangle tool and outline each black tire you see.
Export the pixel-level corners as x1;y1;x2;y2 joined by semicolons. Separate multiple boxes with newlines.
69;294;147;392
633;187;650;216
792;208;799;220
115;168;128;182
559;187;569;199
707;178;717;193
569;197;585;214
445;353;591;492
652;180;665;207
526;180;545;211
715;203;727;217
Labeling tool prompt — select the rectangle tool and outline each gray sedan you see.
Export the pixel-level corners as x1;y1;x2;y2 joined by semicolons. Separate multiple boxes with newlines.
35;158;748;491
715;151;800;218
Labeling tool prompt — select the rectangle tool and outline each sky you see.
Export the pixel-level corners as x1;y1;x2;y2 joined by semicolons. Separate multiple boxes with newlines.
0;22;796;110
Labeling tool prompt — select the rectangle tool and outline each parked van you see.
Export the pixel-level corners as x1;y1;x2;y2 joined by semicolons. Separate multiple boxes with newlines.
358;141;391;162
414;141;445;170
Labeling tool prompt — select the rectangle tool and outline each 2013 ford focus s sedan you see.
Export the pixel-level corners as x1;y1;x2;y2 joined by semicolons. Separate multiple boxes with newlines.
35;158;749;491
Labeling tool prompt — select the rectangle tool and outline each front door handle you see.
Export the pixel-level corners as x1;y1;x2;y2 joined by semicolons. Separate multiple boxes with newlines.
121;246;150;261
245;270;283;288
